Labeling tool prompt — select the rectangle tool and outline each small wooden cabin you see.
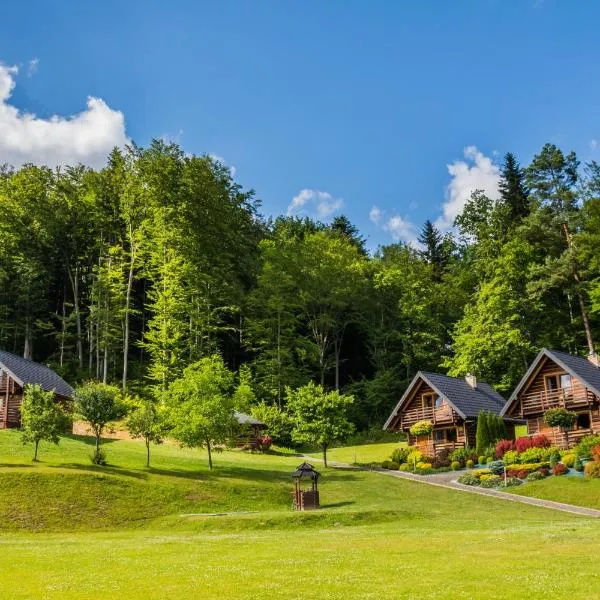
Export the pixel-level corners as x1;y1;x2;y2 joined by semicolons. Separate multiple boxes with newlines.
501;349;600;448
384;372;509;456
0;350;73;429
233;411;267;448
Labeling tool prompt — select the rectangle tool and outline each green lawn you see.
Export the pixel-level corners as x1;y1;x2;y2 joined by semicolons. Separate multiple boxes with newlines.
2;431;600;599
308;441;405;465
510;474;600;510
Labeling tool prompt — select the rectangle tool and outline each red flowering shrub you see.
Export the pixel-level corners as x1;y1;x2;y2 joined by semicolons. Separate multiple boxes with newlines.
257;435;273;451
592;445;600;462
515;435;551;452
507;469;520;478
539;467;550;477
517;469;529;480
553;463;569;476
495;439;515;459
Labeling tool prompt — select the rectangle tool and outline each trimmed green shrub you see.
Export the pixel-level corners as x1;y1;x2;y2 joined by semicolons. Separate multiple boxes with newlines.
526;471;546;482
471;469;492;479
409;420;433;437
561;453;576;468
457;473;480;486
398;463;412;472
574;457;584;472
381;460;400;470
391;446;410;465
487;460;505;475
519;447;550;464
503;476;523;487
485;456;494;464
416;461;432;470
575;434;600;460
406;450;424;468
450;461;461;471
503;450;519;465
449;447;478;466
584;461;600;478
478;455;486;465
544;408;577;429
466;459;474;469
479;474;502;488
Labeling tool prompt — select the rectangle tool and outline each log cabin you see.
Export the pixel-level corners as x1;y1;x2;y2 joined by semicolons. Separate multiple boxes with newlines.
500;349;600;449
233;411;267;448
0;350;73;429
383;371;509;456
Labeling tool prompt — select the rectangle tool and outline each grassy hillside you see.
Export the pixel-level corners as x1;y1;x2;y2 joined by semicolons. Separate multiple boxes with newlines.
1;431;600;598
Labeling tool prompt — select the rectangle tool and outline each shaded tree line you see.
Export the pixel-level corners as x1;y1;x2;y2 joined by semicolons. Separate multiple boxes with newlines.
2;142;600;431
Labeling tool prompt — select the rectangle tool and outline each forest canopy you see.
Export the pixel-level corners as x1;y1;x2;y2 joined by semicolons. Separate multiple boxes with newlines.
2;141;600;430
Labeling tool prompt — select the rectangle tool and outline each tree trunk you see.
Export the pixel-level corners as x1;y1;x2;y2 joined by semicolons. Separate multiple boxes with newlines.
122;255;135;391
206;439;213;470
23;319;33;359
34;439;39;462
146;438;150;468
322;444;328;468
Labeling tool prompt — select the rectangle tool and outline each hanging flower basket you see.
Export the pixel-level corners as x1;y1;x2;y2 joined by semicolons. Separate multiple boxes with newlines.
410;420;433;437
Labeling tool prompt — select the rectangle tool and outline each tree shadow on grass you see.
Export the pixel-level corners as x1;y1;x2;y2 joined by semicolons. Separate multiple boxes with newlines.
0;463;37;469
47;463;149;481
65;434;120;446
320;501;355;509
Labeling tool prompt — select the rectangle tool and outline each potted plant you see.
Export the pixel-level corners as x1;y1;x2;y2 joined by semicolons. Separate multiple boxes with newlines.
544;408;577;446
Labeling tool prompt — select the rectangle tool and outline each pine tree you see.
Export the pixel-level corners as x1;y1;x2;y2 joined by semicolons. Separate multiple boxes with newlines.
476;410;490;455
417;220;447;278
499;153;529;224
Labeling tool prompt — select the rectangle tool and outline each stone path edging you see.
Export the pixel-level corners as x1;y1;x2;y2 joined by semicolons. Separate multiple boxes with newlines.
306;456;600;518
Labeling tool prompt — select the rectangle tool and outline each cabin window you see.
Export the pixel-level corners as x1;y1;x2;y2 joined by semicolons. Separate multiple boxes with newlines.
545;374;559;392
576;412;591;430
560;374;572;390
422;393;434;409
435;396;443;408
434;428;457;443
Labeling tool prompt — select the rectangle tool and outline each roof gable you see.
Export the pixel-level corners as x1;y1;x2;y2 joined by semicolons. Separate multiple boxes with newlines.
0;350;73;399
501;348;600;416
383;371;506;430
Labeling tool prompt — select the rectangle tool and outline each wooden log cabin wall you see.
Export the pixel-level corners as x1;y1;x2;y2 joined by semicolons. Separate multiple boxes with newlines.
0;368;23;429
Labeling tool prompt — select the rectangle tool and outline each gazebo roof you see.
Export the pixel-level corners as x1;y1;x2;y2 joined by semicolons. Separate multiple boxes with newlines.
292;462;320;480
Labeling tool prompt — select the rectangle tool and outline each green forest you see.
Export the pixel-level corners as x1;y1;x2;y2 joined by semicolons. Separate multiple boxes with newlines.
2;141;600;431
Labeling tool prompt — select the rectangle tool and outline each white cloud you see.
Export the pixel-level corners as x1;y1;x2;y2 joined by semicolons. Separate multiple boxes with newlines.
209;153;236;178
383;215;417;245
287;188;343;219
436;146;500;231
590;139;598;151
369;205;382;224
27;58;39;77
0;62;128;169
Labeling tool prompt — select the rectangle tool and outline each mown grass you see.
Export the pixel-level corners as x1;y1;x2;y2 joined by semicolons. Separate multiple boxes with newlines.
308;441;405;465
509;474;600;509
1;431;600;598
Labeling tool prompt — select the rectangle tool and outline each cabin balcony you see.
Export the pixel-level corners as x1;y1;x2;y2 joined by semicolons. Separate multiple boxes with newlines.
400;404;456;429
519;388;596;416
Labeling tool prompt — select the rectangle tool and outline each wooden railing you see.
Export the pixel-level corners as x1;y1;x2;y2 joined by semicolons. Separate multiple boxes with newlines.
400;405;455;429
520;388;592;415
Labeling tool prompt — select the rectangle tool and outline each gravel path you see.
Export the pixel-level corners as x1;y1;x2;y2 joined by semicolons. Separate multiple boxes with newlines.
311;457;600;518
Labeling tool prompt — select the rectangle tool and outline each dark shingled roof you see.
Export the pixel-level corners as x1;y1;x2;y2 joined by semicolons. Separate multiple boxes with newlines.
292;462;320;479
234;411;266;427
420;372;506;418
0;350;73;398
383;371;507;429
502;348;600;415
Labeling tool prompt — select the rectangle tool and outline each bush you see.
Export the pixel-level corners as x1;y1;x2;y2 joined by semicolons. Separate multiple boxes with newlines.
503;450;520;466
478;455;486;465
466;459;474;469
575;434;600;460
487;460;505;475
485;456;494;464
450;461;461;471
584;461;600;479
593;445;600;462
449;447;478;466
503;476;523;487
544;408;577;429
381;460;400;470
561;453;576;468
526;471;546;482
391;446;410;465
574;457;584;472
515;435;550;452
416;461;432;471
90;447;107;466
495;439;515;459
553;463;569;476
398;463;412;472
409;420;433;437
405;450;424;468
506;462;548;478
472;469;492;479
479;475;502;488
257;435;273;451
457;473;480;486
539;467;550;477
520;446;554;464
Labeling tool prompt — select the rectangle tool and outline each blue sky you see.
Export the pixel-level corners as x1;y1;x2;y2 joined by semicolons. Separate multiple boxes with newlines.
1;1;599;248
